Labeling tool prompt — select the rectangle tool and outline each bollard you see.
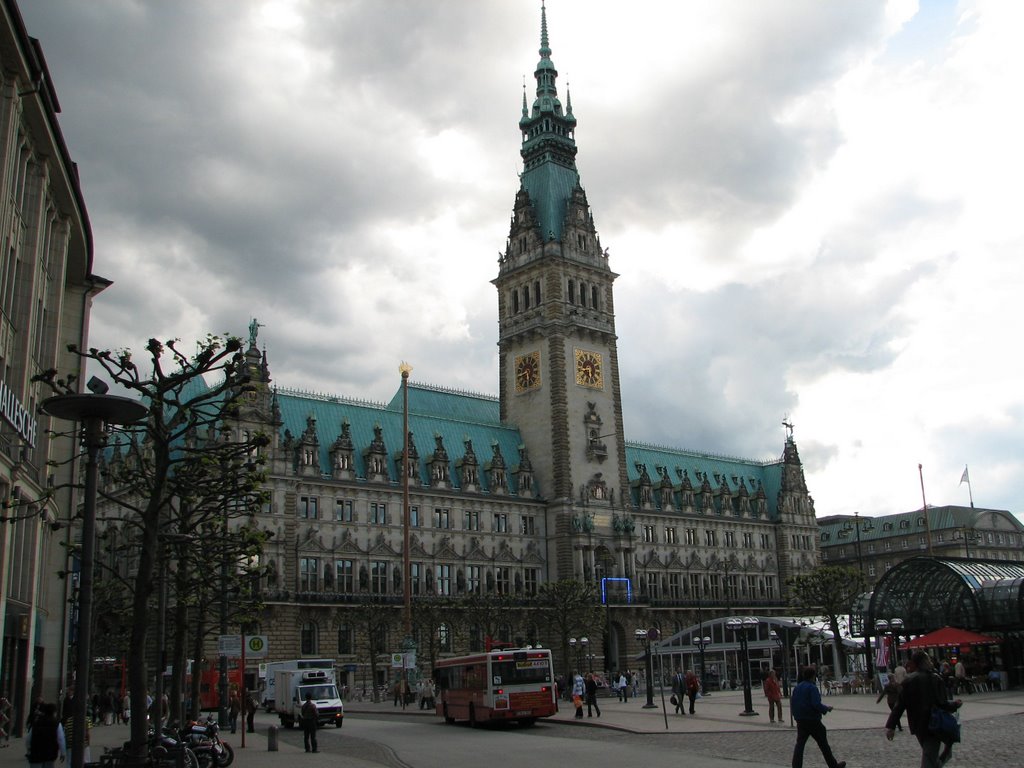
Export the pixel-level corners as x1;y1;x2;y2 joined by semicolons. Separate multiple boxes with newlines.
267;724;279;751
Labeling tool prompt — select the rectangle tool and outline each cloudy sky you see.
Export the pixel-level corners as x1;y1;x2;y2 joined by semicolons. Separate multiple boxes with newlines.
20;0;1022;520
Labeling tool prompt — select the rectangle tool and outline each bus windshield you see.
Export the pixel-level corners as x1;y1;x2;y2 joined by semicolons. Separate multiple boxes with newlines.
491;658;551;686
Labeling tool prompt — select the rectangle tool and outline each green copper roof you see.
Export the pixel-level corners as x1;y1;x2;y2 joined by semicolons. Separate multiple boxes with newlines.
624;441;784;518
385;382;500;424
818;506;1023;544
276;386;528;496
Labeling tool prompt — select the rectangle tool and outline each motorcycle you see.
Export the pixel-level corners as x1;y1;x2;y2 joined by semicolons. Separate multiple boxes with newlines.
180;716;234;768
148;726;200;768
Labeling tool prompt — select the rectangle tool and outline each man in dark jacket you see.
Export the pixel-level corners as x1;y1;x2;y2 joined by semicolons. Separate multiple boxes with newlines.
791;667;845;768
886;651;962;768
300;693;318;753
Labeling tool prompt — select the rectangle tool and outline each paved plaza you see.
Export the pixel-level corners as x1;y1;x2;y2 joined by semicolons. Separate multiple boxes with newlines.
3;686;1021;768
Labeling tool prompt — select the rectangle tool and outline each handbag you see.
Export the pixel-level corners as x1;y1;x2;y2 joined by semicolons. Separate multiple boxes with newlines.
670;694;678;706
928;707;961;743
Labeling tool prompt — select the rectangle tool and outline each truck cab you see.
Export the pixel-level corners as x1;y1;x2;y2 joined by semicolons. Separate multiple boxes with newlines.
276;669;344;728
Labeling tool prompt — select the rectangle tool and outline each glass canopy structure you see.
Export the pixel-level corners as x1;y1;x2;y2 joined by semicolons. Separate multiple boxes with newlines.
865;556;1024;634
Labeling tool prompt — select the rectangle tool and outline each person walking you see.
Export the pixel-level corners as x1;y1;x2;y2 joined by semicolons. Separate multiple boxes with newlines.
300;693;318;753
571;673;585;719
245;691;258;733
584;673;601;718
885;651;962;768
26;702;66;768
228;690;240;734
671;668;684;714
764;669;783;724
791;667;845;768
684;669;700;715
876;674;902;731
617;671;628;701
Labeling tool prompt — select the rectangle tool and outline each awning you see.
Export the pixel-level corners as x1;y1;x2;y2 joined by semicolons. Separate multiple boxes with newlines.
902;626;1001;649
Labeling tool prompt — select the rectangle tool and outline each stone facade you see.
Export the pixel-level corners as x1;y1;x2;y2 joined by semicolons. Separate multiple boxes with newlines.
217;5;821;689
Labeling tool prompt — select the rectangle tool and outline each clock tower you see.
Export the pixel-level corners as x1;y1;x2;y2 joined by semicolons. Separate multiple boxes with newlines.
495;4;629;542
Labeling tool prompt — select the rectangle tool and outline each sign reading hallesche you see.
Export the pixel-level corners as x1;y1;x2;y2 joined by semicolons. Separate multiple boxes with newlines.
0;380;37;448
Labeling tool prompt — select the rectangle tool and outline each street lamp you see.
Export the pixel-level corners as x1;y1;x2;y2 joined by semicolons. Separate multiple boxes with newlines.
398;362;416;703
633;628;658;709
957;527;981;558
726;616;759;717
581;637;591;673
875;618;905;670
693;635;711;694
41;391;147;768
569;636;589;674
769;629;791;698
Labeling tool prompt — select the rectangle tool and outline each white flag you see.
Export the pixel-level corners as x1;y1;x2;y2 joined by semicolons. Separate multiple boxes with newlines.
959;466;969;485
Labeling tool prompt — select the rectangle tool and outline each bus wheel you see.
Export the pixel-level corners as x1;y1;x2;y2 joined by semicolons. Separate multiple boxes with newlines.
443;704;455;725
468;704;478;728
519;718;537;727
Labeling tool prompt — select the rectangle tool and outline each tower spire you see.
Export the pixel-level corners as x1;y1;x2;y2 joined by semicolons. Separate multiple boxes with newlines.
540;0;550;58
517;1;579;242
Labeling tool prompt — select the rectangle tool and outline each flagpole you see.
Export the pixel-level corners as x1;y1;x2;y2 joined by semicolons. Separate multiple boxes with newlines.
919;463;933;554
961;464;974;509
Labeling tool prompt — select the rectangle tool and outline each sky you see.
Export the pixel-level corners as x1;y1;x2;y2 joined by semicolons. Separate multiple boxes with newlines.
19;0;1022;521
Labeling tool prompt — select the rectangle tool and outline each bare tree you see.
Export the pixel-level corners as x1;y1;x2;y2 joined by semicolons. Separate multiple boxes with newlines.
536;580;603;681
36;335;268;757
787;565;867;676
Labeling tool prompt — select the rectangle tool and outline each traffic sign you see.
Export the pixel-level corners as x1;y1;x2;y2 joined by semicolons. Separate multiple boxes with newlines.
218;634;242;656
244;635;268;658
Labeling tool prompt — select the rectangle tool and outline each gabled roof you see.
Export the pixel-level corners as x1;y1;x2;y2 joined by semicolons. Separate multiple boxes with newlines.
818;506;1022;544
276;384;530;497
624;441;784;518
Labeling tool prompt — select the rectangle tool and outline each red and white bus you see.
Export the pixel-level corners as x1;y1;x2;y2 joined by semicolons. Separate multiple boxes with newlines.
434;647;556;726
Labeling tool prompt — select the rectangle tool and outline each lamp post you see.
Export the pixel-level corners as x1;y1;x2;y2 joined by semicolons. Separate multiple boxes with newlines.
634;628;658;709
693;635;711;694
875;618;904;670
769;629;791;698
399;362;414;702
957;527;981;558
218;460;231;727
581;637;591;673
726;616;759;717
41;391;147;768
569;637;582;674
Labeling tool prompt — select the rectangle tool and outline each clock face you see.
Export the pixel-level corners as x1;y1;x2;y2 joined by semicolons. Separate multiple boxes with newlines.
574;348;603;388
514;352;541;392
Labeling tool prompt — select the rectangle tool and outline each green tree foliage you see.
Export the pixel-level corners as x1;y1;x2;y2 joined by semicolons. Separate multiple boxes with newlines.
536;579;603;680
787;565;867;675
37;335;269;757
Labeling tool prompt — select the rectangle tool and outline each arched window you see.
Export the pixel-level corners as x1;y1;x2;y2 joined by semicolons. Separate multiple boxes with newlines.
300;621;319;655
512;290;519;314
469;625;483;652
579;281;586;307
591;285;599;309
438;622;452;653
568;280;575;304
534;280;541;306
523;286;530;309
